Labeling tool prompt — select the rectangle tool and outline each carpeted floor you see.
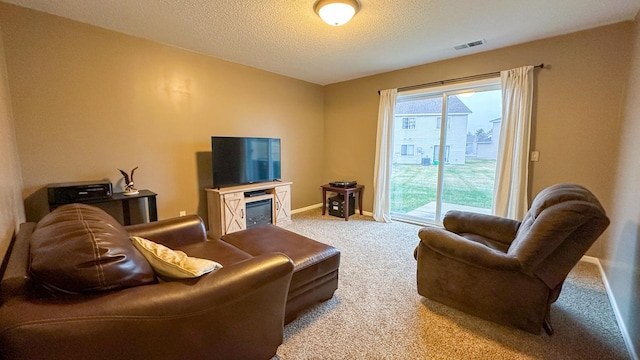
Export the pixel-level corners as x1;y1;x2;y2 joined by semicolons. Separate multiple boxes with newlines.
274;208;629;359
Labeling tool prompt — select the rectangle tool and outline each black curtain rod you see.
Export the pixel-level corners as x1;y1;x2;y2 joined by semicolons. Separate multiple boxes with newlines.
378;63;544;94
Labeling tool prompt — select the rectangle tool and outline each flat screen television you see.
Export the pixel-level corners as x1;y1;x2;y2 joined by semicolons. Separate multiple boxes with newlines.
211;136;281;189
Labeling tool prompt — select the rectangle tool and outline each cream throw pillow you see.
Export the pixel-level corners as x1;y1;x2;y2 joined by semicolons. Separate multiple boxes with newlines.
131;236;222;279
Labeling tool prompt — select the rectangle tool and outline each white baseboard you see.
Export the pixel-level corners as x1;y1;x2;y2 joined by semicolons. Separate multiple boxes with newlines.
579;255;601;265
580;255;638;360
292;203;373;217
291;203;322;214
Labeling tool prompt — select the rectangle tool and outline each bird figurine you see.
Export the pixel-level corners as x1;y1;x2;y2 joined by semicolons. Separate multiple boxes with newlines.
118;166;139;195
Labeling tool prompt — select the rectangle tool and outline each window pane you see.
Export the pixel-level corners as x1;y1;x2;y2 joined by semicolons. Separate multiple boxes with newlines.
440;89;501;221
390;81;501;225
391;94;442;223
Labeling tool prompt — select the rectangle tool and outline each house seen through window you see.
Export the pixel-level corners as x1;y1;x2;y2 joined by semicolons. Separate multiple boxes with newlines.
401;144;415;156
402;117;416;129
390;78;502;225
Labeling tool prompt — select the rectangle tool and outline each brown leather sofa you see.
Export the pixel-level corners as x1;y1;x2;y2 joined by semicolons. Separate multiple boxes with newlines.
0;204;297;360
128;214;341;324
414;183;610;335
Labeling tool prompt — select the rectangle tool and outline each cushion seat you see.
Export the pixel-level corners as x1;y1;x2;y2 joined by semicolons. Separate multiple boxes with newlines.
176;240;253;267
221;224;340;323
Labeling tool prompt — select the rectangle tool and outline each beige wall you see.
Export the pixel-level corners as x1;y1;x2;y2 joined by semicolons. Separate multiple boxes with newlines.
0;3;324;224
0;17;25;267
324;22;632;258
606;12;640;358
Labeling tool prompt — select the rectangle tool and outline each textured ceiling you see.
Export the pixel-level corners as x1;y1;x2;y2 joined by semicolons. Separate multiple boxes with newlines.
3;0;640;85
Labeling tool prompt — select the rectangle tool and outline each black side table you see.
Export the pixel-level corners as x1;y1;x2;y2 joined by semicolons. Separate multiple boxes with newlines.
321;184;364;221
110;190;158;225
49;189;158;225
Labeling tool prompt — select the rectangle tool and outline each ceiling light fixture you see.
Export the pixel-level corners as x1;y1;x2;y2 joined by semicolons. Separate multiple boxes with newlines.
314;0;361;26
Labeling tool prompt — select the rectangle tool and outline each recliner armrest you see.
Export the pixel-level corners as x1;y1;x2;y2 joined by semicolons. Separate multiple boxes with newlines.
443;210;520;245
417;227;521;271
125;214;208;248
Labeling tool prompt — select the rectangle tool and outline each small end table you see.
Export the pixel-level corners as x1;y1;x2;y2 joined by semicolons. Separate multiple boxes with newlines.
49;189;158;226
321;184;364;221
110;190;158;225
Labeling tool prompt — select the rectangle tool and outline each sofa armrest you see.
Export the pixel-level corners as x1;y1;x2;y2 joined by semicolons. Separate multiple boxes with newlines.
125;215;207;248
417;227;521;271
1;223;35;302
0;253;294;360
443;210;521;246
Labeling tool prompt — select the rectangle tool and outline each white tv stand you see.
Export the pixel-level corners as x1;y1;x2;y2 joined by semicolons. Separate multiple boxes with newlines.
205;181;292;239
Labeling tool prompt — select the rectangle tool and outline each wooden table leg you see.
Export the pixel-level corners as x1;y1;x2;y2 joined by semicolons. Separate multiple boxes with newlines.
343;191;349;221
322;188;327;215
358;188;363;215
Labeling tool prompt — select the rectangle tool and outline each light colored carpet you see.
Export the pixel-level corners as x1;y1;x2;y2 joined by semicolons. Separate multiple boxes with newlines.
274;208;629;360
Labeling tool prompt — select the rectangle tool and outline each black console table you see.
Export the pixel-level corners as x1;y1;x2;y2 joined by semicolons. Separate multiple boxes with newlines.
110;190;158;225
49;189;158;226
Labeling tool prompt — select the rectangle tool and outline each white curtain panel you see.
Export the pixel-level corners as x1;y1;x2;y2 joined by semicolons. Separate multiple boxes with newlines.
493;65;534;220
373;89;398;222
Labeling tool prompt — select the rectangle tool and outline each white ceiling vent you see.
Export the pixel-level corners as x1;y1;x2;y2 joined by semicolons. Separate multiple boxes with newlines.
454;39;486;50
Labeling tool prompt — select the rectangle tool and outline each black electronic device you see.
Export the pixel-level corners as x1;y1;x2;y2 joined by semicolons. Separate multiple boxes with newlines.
47;180;113;205
327;194;355;218
329;180;357;188
244;190;268;197
211;136;281;189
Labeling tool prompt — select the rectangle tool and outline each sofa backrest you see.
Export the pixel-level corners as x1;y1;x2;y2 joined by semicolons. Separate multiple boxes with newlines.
29;203;156;295
507;184;609;289
126;214;208;248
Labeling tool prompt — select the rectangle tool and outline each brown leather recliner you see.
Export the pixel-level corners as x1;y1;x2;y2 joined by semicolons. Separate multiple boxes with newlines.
414;183;610;335
0;204;294;360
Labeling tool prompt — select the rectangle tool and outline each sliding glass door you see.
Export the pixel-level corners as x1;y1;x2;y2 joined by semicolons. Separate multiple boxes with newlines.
390;79;501;225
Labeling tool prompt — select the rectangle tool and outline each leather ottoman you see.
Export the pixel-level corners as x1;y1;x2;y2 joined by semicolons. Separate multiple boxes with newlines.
221;224;340;323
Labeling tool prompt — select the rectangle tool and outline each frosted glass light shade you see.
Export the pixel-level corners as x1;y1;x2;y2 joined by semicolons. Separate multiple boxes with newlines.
314;0;360;26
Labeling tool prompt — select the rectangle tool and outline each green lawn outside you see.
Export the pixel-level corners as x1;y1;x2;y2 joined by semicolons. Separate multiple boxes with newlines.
390;158;496;213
